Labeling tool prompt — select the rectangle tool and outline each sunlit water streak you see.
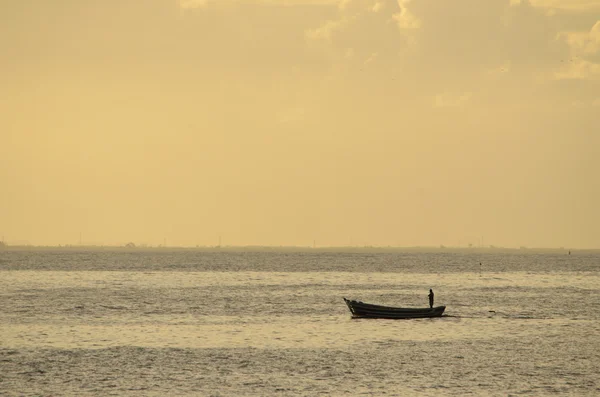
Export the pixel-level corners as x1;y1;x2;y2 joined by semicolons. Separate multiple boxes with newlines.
1;250;599;396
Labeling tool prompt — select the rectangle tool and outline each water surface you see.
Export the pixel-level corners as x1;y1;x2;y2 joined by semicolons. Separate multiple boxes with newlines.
1;249;599;396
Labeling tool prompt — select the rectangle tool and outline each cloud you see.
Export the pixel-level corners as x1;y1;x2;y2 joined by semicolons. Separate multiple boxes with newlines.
556;20;600;80
179;0;342;9
560;20;600;56
305;17;352;41
393;0;421;30
371;1;384;12
176;0;600;12
526;0;600;11
555;58;600;80
178;0;597;90
305;0;416;53
303;1;390;43
337;0;351;10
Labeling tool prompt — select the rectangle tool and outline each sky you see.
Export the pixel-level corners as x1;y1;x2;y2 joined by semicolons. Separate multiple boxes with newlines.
1;0;599;248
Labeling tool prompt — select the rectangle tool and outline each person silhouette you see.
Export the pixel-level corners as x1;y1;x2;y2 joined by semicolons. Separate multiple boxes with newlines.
428;289;434;308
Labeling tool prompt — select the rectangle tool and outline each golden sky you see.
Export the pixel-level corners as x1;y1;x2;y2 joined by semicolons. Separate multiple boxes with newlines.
1;0;599;248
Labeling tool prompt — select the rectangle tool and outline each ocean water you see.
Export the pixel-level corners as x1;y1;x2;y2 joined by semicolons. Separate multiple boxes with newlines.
1;249;599;396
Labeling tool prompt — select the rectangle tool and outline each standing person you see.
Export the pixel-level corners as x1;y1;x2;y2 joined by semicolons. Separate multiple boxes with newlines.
428;289;434;308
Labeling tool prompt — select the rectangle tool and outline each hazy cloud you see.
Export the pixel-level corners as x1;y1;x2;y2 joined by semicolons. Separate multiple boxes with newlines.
305;16;352;41
371;1;384;12
561;20;600;56
555;58;600;80
180;0;343;8
2;0;599;247
527;0;600;11
557;20;600;79
393;0;420;29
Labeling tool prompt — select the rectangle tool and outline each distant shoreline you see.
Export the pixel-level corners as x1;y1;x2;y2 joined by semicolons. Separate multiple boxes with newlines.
1;245;597;253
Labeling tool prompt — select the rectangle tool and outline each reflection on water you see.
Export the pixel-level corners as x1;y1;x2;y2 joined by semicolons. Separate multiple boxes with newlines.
3;269;600;290
6;316;596;351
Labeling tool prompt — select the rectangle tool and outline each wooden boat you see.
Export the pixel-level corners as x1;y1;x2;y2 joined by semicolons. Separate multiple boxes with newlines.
343;297;446;319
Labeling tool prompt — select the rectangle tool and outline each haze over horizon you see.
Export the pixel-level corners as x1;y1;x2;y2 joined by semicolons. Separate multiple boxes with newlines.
1;0;599;249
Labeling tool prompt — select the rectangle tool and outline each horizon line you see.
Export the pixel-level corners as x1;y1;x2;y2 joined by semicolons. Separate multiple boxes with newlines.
1;244;598;251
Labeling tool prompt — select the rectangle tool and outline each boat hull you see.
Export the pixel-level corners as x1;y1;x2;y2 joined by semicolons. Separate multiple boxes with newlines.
344;298;445;319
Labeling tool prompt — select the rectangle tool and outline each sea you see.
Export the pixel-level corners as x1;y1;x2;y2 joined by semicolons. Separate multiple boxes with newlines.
1;248;599;396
